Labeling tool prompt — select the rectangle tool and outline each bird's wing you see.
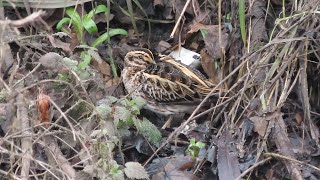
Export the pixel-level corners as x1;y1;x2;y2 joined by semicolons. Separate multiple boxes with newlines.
140;58;215;102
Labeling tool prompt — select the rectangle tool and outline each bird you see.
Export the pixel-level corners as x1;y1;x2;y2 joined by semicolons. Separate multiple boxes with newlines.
121;48;221;116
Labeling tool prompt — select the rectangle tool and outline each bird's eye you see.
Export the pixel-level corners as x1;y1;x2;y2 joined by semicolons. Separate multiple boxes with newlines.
138;55;143;60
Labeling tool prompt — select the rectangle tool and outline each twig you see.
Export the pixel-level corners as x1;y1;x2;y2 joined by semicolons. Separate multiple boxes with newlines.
0;168;21;180
169;0;191;38
0;145;61;179
47;96;77;141
41;136;76;179
0;10;46;27
235;157;272;180
0;76;11;93
264;152;320;172
13;63;41;87
17;90;32;180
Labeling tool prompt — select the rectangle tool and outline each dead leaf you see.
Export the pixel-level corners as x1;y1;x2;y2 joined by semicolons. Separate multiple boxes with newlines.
39;52;64;72
0;44;14;76
187;22;229;59
124;162;149;180
272;112;305;179
94;13;114;24
295;112;303;126
200;49;220;84
189;42;199;50
105;78;125;97
91;56;112;80
156;40;172;53
154;0;164;6
217;131;241;180
37;89;51;128
249;113;281;137
151;156;198;180
47;35;71;53
69;32;80;51
249;116;269;137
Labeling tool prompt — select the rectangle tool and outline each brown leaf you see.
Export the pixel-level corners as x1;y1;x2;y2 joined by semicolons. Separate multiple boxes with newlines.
47;35;71;53
217;131;241;180
91;57;112;80
187;22;229;59
249;116;269;137
37;90;51;128
154;0;164;6
156;40;172;53
249;112;281;137
200;49;219;84
272;112;304;179
152;156;198;180
294;112;303;126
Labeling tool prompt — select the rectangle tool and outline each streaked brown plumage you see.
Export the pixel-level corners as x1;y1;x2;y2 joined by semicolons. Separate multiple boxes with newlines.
121;48;219;115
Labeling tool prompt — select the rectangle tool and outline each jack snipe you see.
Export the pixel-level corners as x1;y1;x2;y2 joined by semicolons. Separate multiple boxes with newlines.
121;48;220;115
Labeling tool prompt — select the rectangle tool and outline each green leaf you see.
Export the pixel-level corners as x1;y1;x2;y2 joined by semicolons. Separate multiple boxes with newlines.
118;98;130;107
86;5;109;20
83;17;98;34
239;0;246;47
95;5;110;15
56;17;71;30
190;138;196;145
62;57;78;71
131;97;146;109
130;105;140;115
78;70;91;80
86;10;95;20
58;73;70;82
91;28;128;47
114;106;132;122
106;96;118;104
78;51;92;70
96;104;112;118
135;118;162;147
66;7;83;40
186;138;205;158
66;7;82;24
196;141;205;148
200;28;209;38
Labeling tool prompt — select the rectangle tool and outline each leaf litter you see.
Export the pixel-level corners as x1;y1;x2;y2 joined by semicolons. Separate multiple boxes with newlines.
1;0;320;179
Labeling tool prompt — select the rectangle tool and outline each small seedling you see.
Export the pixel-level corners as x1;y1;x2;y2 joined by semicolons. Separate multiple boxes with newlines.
186;138;205;158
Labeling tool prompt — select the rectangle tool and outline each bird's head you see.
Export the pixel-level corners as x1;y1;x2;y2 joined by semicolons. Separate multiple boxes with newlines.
124;48;156;69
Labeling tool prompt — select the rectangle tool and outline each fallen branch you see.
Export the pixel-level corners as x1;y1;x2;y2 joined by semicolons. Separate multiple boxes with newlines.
0;10;46;27
17;92;32;180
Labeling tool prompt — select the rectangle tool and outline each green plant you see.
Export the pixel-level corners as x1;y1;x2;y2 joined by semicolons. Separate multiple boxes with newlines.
94;96;161;147
57;5;128;77
238;0;246;48
186;138;205;158
59;55;91;81
113;97;162;146
57;5;108;44
57;5;128;47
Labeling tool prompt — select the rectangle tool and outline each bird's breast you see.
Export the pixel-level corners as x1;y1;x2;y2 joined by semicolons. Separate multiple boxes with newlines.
122;68;144;96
